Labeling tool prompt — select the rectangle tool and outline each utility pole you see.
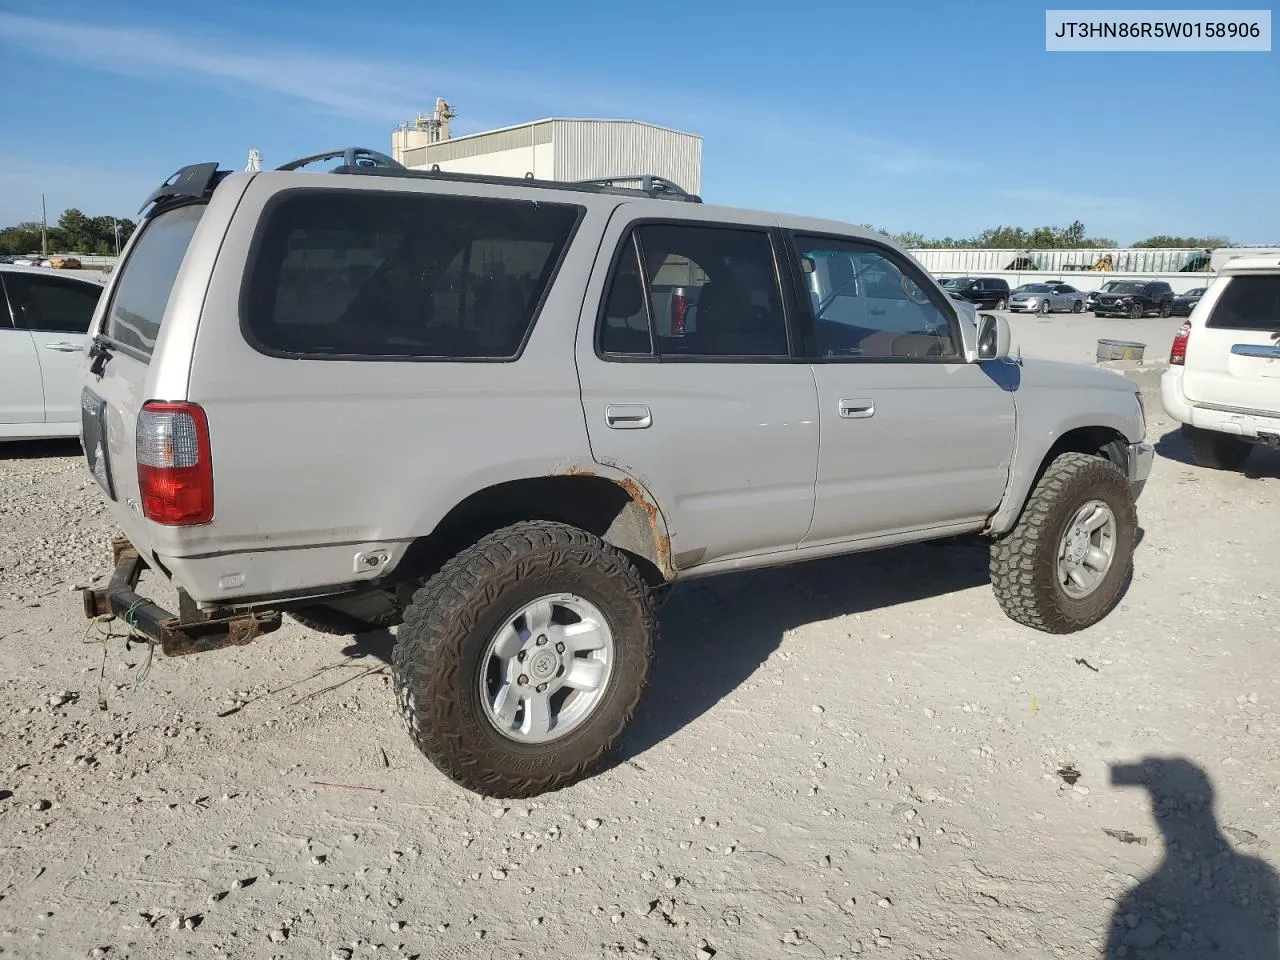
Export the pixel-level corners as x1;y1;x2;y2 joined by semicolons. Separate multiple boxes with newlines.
41;194;48;257
113;217;121;257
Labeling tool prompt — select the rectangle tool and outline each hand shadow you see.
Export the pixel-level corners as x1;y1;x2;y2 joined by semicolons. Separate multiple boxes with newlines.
1105;757;1279;958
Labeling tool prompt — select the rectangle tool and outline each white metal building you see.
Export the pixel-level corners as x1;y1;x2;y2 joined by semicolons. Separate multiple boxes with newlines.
392;101;702;196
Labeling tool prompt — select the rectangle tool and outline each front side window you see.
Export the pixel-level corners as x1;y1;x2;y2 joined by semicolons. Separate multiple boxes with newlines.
244;190;581;359
4;274;102;334
795;237;959;360
1207;275;1280;331
597;223;789;360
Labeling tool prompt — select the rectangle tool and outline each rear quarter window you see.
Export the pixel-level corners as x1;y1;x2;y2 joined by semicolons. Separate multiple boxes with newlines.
1206;275;1280;331
104;203;206;357
242;189;583;360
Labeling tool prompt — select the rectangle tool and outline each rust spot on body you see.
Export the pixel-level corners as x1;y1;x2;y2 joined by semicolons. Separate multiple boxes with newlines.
615;476;672;577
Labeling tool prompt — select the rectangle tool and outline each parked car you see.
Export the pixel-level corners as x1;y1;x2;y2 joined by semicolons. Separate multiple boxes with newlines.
1091;280;1176;318
944;276;1011;310
0;265;104;440
78;148;1152;799
1161;257;1280;471
1172;286;1208;316
1008;282;1085;315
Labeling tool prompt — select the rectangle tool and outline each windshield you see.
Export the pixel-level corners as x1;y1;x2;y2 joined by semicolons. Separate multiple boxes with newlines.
938;277;964;288
1100;281;1145;294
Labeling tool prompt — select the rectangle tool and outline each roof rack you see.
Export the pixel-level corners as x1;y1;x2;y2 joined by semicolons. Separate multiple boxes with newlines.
274;147;702;202
139;148;702;215
275;147;405;173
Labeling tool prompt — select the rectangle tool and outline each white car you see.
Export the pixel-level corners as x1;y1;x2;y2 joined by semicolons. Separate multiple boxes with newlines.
1161;255;1280;469
0;265;105;440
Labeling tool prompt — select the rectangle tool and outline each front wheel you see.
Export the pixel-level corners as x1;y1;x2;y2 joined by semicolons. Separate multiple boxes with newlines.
1129;302;1144;319
1182;424;1253;471
1072;299;1084;313
392;521;655;798
1037;299;1050;315
990;452;1136;633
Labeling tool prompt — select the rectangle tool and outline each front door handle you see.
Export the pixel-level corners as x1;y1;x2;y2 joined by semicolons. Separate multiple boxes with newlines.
44;342;83;352
838;398;875;419
605;404;652;429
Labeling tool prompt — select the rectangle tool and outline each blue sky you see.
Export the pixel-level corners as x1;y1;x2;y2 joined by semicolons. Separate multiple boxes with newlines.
0;0;1276;244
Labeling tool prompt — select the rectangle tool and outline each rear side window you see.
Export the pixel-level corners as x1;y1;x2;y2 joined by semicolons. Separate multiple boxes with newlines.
105;204;206;356
4;274;102;334
1207;275;1280;331
243;190;582;360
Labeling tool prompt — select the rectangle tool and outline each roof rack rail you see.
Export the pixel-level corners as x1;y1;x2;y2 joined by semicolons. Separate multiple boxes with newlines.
573;174;699;202
266;149;701;202
276;147;406;173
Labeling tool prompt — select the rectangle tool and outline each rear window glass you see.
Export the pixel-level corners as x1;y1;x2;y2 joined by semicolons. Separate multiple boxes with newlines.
105;204;205;356
243;190;582;359
1207;275;1280;331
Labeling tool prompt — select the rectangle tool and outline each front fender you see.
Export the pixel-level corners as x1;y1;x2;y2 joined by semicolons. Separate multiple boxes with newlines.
986;359;1146;535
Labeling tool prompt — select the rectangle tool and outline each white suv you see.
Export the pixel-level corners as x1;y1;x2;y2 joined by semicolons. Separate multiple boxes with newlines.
1161;256;1280;470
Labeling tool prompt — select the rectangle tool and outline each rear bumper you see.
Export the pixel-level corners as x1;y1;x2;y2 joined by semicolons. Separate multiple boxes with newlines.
82;536;281;656
1161;369;1280;439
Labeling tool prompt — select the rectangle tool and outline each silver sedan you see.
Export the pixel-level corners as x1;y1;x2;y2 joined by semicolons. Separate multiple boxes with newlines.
1008;282;1085;315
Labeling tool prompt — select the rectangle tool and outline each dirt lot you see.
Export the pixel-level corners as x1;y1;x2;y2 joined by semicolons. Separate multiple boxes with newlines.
2;318;1278;960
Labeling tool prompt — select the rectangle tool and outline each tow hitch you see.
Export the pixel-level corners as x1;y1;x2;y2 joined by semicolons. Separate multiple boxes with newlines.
81;537;281;656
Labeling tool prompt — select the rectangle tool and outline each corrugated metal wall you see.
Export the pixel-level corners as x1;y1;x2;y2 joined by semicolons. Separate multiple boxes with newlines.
550;121;701;195
401;122;554;169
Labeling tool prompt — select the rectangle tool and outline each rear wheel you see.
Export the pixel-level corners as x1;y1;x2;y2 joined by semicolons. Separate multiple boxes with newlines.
1160;301;1173;318
392;521;655;798
1182;424;1253;471
990;452;1136;633
995;298;1007;311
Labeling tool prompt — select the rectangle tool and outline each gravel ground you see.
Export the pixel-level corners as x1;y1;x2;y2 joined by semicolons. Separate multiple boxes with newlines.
2;327;1278;960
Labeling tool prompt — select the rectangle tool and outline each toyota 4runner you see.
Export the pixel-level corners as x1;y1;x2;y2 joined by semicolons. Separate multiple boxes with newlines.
78;148;1154;798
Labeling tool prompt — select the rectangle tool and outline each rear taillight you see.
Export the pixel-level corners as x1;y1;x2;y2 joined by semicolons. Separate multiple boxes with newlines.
136;402;213;525
1169;321;1191;366
671;292;689;335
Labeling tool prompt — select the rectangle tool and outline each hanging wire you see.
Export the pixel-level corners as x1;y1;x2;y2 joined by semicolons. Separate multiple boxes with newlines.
81;598;160;704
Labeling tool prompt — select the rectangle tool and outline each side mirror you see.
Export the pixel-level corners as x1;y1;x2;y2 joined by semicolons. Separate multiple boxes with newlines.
977;312;1011;360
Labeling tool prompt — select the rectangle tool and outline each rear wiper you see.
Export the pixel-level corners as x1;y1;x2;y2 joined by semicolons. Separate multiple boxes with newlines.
87;335;115;378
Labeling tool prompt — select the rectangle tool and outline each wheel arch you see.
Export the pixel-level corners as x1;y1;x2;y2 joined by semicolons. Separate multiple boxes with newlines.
394;470;674;595
987;424;1131;536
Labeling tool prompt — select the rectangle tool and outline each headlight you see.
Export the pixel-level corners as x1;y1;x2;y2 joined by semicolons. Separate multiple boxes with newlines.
1025;298;1038;305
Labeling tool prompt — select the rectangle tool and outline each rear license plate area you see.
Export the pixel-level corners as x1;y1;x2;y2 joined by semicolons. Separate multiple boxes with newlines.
80;388;116;500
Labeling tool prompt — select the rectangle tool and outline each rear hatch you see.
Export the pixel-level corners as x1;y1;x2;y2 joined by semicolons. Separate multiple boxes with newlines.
1181;273;1280;416
81;167;248;564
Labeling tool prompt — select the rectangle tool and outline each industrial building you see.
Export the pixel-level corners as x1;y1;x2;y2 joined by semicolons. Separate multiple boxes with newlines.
391;99;702;195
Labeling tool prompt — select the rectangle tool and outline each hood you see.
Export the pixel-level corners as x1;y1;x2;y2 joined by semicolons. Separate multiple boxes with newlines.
1015;355;1137;395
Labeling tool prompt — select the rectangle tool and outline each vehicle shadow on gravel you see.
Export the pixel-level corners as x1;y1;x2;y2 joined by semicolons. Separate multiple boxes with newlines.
613;537;993;765
1104;756;1278;958
1155;427;1280;479
0;438;82;460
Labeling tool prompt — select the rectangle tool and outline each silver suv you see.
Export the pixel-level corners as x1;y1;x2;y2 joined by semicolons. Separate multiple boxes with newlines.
79;148;1153;797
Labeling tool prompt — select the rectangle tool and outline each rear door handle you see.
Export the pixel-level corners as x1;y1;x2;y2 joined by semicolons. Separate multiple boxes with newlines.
838;398;875;419
44;342;83;352
605;404;652;429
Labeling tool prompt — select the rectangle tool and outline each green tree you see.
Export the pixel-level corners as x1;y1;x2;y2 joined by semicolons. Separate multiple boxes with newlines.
1132;234;1230;248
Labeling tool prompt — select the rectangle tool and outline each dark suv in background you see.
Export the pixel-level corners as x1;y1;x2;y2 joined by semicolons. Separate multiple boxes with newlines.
1091;280;1176;318
941;276;1011;310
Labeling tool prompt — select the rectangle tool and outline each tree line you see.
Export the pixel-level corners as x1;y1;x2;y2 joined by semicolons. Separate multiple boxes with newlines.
861;220;1231;251
0;209;137;256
